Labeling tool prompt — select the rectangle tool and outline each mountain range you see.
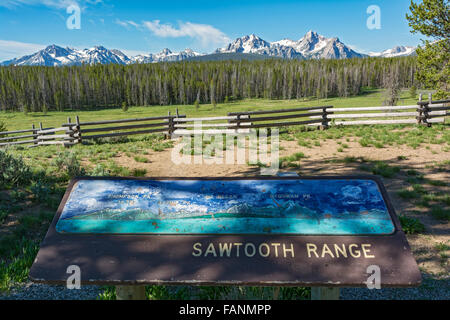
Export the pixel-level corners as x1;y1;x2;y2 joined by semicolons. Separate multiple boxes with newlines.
1;31;417;66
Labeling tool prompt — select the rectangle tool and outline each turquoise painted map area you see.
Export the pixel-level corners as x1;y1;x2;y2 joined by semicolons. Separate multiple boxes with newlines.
55;179;395;235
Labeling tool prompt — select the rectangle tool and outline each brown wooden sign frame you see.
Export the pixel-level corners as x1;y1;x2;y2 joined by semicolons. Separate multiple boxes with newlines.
30;176;421;288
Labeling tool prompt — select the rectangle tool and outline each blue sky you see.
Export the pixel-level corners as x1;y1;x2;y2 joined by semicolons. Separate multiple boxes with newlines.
0;0;426;61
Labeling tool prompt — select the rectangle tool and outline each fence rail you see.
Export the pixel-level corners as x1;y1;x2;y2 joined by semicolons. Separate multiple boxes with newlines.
303;94;449;127
0;124;40;147
0;95;448;148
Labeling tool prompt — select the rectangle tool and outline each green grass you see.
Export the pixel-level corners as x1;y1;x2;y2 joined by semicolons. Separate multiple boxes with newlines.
278;152;306;169
426;179;447;187
0;237;40;292
430;206;450;221
397;189;421;200
280;152;306;163
131;168;148;177
359;161;401;178
133;156;149;163
434;242;450;252
96;285;310;300
0;89;420;131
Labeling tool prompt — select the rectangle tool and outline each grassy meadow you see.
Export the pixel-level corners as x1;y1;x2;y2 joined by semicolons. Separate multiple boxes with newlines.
0;88;423;130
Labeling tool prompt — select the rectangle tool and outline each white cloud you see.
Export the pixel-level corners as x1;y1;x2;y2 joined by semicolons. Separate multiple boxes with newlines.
115;19;142;30
126;20;139;28
115;18;129;28
142;20;230;46
0;0;102;9
0;39;46;61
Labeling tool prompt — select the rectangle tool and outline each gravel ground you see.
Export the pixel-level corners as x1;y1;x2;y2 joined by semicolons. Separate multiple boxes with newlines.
0;282;103;300
1;274;448;300
341;275;449;300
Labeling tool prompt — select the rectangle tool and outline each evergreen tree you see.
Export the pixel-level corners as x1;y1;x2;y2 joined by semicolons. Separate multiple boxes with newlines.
0;57;419;112
383;70;400;106
122;101;128;112
409;85;417;98
406;0;450;98
194;99;200;111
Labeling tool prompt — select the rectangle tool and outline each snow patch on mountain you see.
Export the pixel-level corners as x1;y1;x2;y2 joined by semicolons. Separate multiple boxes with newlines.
131;48;202;64
1;45;202;66
368;46;416;58
219;31;365;59
0;32;418;66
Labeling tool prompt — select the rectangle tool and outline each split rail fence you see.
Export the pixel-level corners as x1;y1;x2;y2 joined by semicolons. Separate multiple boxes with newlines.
0;95;448;148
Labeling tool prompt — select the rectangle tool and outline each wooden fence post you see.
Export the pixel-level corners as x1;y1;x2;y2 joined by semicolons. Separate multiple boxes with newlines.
167;111;173;139
32;124;38;146
417;93;432;127
417;94;423;125
65;117;73;148
76;116;82;144
38;122;43;145
425;93;433;127
320;106;331;130
227;112;232;129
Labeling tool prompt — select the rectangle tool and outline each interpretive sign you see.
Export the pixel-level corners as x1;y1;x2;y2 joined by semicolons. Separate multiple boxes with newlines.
30;176;421;287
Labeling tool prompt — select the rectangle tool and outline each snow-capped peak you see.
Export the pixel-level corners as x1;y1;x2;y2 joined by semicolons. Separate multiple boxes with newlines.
369;45;416;58
0;31;417;66
130;48;201;64
216;34;271;54
160;48;172;55
219;31;365;60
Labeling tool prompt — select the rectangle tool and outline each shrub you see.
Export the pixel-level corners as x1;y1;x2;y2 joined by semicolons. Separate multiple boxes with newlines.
0;150;32;189
434;242;450;252
371;161;400;178
30;181;52;203
134;156;149;163
430;206;450;221
399;216;425;234
93;135;129;144
0;209;8;224
0;121;6;133
52;151;85;179
132;168;147;177
397;189;420;200
89;164;110;176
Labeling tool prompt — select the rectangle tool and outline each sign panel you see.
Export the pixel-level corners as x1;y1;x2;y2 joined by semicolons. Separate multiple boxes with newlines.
30;177;421;287
56;179;395;235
